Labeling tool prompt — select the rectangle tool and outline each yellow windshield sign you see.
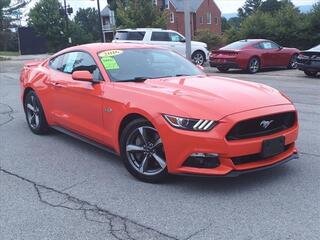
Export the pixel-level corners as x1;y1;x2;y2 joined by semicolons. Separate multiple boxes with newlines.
98;50;123;58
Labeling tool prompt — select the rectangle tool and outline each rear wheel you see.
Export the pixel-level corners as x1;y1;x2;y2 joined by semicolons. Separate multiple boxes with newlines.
247;57;260;74
24;91;49;134
192;51;206;66
304;71;318;77
288;54;298;69
120;118;168;183
217;67;229;73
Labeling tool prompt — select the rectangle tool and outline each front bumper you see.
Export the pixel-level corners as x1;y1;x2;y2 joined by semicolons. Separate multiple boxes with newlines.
158;105;299;177
225;152;298;177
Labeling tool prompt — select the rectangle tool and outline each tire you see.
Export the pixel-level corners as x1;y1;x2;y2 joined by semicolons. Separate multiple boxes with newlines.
120;118;168;183
24;91;49;134
288;54;298;69
304;71;318;77
247;57;260;74
217;67;229;73
192;51;206;66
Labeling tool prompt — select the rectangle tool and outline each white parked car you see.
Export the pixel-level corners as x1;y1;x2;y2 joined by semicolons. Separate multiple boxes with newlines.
112;28;209;66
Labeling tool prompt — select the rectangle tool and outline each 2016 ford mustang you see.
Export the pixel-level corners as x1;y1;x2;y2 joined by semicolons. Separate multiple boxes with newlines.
20;43;299;182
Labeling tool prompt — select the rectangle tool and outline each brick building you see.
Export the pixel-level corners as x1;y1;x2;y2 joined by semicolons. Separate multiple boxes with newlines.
154;0;222;37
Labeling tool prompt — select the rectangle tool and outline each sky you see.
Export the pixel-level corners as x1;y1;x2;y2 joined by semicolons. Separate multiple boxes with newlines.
61;0;319;13
19;0;319;25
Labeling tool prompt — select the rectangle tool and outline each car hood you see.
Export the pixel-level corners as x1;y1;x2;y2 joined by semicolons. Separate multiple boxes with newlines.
191;41;207;47
115;75;291;120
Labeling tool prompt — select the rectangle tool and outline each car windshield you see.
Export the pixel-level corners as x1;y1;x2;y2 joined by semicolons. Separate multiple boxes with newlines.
221;40;253;50
97;48;203;82
310;45;320;51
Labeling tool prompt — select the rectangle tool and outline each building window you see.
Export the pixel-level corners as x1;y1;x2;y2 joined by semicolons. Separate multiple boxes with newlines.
199;16;204;24
170;12;174;23
207;12;212;24
164;0;169;9
214;17;218;25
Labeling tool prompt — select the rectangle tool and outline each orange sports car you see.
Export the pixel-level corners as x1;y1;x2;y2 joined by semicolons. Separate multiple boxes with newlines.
20;43;299;182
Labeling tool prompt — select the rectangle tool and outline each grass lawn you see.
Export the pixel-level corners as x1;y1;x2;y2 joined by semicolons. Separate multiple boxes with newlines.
0;51;20;56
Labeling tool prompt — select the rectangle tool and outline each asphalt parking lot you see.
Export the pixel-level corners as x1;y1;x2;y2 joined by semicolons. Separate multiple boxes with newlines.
1;57;319;240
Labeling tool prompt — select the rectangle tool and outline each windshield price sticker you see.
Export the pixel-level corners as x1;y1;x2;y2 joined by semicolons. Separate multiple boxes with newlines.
99;50;123;58
101;57;120;70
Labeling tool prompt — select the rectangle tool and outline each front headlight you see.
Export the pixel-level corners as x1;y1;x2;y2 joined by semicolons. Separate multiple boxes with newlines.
163;114;218;131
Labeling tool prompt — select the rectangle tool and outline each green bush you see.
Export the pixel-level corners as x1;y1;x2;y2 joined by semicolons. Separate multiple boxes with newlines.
193;30;224;50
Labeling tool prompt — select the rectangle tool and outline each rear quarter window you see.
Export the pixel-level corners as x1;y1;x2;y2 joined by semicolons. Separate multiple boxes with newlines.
114;31;146;40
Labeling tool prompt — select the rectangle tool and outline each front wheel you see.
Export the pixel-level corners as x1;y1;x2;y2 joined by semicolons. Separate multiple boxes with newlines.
247;57;260;74
120;119;168;183
304;71;318;77
192;51;206;66
24;91;49;134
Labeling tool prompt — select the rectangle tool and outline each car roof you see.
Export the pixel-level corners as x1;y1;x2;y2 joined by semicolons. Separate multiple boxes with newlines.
238;39;268;43
116;28;174;32
117;28;162;32
56;43;163;56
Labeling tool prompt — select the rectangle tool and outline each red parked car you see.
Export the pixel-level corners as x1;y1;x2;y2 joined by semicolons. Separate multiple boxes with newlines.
209;39;300;74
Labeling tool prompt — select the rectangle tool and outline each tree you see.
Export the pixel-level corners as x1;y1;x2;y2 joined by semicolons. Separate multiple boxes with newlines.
107;0;127;11
221;17;230;32
228;17;241;29
260;0;294;14
0;0;10;30
116;0;167;28
28;0;66;51
238;0;262;18
304;2;320;48
74;8;100;42
194;30;224;50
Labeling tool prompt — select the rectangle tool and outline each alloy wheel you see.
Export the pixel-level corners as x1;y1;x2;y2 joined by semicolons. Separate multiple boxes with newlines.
192;53;205;66
26;94;40;129
290;55;298;69
125;126;166;176
249;58;260;73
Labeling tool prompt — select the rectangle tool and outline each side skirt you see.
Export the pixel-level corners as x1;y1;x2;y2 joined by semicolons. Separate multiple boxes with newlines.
51;126;118;156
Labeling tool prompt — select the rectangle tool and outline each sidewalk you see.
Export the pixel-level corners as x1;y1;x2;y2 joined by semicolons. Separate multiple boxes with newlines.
0;54;50;61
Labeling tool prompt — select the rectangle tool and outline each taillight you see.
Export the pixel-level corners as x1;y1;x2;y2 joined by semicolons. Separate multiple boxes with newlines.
297;53;308;59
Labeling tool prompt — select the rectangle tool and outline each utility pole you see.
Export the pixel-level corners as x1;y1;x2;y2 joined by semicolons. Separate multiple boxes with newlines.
96;0;105;43
63;0;68;32
184;0;191;60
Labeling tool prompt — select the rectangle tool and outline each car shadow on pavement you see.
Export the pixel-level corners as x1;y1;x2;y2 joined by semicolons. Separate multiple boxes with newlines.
168;164;296;192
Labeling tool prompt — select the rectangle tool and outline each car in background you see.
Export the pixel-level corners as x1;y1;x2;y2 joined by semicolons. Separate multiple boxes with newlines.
209;39;300;74
297;44;320;77
20;43;299;182
112;28;209;66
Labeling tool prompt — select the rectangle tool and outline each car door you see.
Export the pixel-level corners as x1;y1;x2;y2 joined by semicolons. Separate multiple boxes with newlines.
168;32;186;56
149;31;185;56
260;41;284;66
48;51;107;143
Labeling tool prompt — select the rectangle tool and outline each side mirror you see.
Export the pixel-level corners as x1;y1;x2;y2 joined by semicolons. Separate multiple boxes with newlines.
278;46;283;51
72;70;93;82
180;38;186;43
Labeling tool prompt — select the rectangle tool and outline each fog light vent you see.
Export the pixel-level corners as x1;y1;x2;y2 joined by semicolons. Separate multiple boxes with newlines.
183;153;220;168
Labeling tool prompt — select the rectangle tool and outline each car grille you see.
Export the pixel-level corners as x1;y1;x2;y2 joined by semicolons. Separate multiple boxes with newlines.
226;112;296;141
231;144;293;165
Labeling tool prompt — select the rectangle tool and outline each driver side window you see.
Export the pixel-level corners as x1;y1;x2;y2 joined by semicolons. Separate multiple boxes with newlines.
61;52;103;81
261;41;279;49
169;33;183;42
